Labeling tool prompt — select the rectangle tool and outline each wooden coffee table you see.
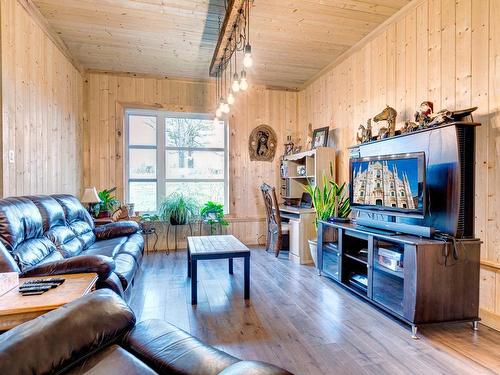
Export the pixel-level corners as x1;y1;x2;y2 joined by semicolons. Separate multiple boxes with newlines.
187;235;250;305
0;273;98;331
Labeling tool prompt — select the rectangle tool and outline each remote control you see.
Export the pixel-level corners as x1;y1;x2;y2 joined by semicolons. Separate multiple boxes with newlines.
18;285;51;293
20;283;60;289
20;290;47;296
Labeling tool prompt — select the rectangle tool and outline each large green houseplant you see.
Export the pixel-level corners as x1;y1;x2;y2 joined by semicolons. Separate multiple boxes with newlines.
159;193;199;225
304;165;351;266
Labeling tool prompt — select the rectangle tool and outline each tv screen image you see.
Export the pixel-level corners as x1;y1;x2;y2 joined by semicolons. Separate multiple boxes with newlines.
350;153;425;215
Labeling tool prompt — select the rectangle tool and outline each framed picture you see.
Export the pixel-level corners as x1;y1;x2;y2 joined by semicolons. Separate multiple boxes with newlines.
312;126;329;149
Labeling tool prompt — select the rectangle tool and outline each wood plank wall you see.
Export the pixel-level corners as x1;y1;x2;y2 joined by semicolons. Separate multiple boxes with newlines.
0;0;84;197
83;72;299;245
298;0;500;330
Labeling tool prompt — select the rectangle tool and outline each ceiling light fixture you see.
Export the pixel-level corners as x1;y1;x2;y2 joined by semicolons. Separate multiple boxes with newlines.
210;0;253;118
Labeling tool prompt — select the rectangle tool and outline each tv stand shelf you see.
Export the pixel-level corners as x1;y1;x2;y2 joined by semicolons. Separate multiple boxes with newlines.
317;220;481;337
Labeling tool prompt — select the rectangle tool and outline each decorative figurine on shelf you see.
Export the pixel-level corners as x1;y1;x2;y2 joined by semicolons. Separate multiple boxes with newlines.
305;123;313;150
373;106;397;139
249;124;277;161
293;145;302;154
356;119;373;143
402;101;434;133
284;135;294;156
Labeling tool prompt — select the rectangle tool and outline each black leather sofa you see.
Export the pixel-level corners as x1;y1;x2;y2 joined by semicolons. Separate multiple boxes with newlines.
0;289;292;375
0;194;143;299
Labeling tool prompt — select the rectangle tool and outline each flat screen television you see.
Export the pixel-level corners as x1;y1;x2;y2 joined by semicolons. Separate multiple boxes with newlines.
349;152;426;217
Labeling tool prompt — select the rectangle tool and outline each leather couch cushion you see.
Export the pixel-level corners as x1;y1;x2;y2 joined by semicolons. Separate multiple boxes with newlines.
0;197;63;272
65;345;157;375
122;320;239;375
0;290;135;375
84;233;144;289
29;195;66;231
0;197;44;251
52;194;96;249
84;237;128;258
29;195;85;258
94;221;140;241
113;253;139;290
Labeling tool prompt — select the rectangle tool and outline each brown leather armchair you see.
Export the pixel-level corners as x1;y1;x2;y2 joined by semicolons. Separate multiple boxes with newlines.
0;290;293;375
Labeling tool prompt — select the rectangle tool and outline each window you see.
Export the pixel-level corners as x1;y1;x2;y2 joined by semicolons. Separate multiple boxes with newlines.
391;191;395;197
400;191;405;197
126;109;228;213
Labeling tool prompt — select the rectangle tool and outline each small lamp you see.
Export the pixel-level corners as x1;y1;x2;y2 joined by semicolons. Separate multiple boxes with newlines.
81;187;101;215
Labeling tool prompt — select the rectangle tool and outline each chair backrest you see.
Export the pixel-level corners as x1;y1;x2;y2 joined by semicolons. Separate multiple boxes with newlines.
259;183;282;230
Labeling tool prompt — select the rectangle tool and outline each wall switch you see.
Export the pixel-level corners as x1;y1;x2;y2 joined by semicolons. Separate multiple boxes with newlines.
8;150;14;164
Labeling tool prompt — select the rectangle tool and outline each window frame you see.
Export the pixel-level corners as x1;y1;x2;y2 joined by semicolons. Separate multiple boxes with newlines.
125;108;229;214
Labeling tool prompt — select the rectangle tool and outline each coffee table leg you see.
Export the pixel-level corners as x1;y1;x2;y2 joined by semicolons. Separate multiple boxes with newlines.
229;258;233;274
191;259;197;305
244;256;250;300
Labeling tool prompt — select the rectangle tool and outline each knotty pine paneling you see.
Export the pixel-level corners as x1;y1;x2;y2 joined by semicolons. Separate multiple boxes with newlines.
298;0;500;330
1;0;84;197
83;72;299;245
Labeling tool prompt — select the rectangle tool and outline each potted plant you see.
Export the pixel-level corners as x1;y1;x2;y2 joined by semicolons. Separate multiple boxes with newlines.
95;188;120;218
159;193;199;225
200;201;229;235
139;213;160;232
304;166;351;267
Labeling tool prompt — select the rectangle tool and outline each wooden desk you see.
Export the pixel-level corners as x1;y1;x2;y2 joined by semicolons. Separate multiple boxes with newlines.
277;205;316;265
0;273;98;331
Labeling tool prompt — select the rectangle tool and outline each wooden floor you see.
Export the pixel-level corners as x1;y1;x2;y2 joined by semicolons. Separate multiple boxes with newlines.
130;249;500;375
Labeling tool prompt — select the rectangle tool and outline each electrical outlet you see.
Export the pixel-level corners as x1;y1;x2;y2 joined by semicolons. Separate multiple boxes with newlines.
8;150;14;164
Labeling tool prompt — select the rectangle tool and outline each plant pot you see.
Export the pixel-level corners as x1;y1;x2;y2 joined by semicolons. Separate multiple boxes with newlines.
308;239;318;267
170;217;187;226
97;210;111;219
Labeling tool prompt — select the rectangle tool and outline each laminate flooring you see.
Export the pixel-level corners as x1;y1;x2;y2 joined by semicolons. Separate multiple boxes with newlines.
129;248;500;375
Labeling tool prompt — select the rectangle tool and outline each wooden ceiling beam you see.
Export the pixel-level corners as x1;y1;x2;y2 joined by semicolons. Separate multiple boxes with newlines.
208;0;245;77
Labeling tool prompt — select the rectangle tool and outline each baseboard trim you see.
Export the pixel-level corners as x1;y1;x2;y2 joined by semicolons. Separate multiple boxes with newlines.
479;308;500;332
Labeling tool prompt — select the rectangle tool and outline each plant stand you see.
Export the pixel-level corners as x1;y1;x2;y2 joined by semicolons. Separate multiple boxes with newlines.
142;227;158;253
166;222;193;253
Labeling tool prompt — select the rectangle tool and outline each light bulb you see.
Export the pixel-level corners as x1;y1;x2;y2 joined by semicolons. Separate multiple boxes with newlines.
216;108;222;117
223;102;230;114
227;91;235;105
240;77;248;91
232;73;240;92
243;44;253;68
213;117;219;126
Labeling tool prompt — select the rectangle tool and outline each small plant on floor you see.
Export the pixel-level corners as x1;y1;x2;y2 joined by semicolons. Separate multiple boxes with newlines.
200;201;229;235
159;193;199;225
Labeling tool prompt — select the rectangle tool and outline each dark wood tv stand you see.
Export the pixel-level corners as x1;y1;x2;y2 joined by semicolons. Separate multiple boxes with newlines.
317;220;481;338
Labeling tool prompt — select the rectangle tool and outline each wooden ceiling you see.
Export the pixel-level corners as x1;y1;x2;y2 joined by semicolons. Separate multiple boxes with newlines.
33;0;411;89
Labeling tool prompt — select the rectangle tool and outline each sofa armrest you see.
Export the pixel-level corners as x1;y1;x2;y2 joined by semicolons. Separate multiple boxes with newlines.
0;290;135;375
94;221;140;240
122;320;239;375
20;255;115;280
218;361;293;375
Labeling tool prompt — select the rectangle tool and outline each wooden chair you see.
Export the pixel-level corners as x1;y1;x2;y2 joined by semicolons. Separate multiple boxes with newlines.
260;183;289;257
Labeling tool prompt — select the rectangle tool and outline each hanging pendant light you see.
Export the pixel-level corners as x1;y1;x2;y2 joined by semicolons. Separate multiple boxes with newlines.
239;70;248;91
243;44;253;68
227;90;235;105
